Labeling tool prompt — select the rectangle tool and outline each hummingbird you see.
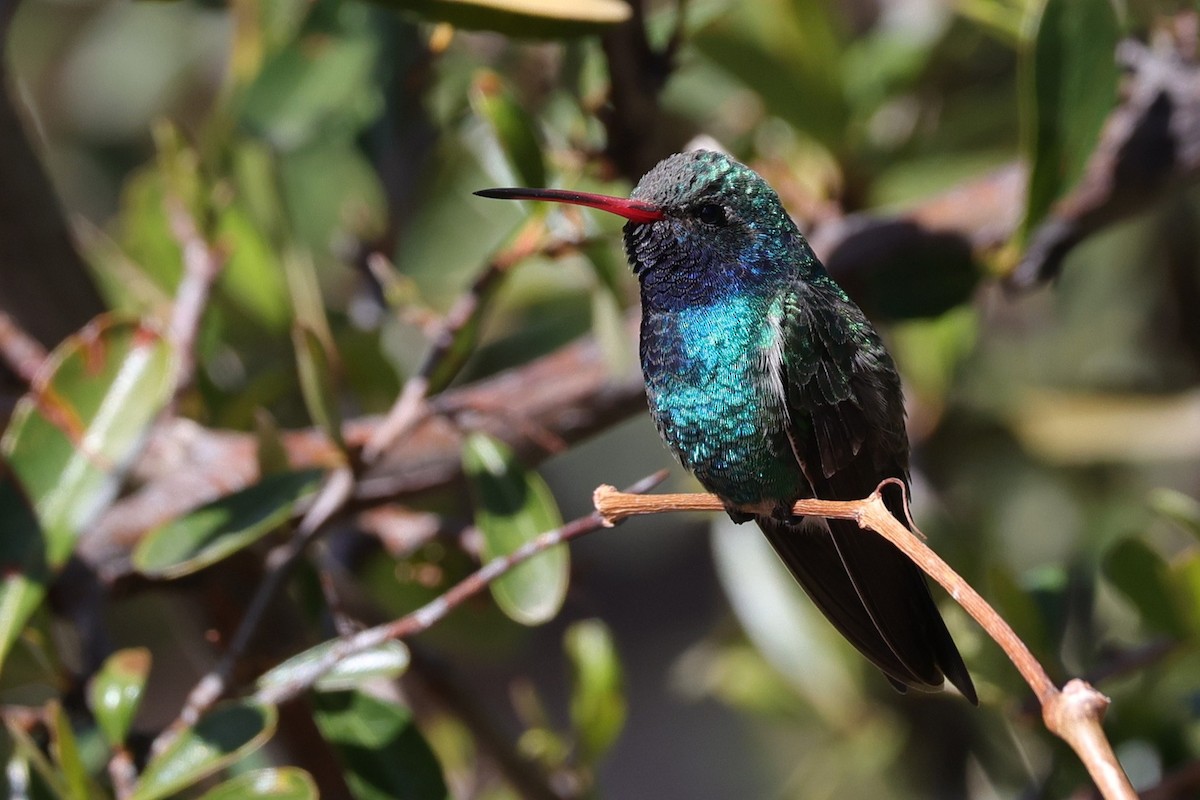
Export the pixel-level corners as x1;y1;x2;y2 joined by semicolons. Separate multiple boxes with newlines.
477;150;976;702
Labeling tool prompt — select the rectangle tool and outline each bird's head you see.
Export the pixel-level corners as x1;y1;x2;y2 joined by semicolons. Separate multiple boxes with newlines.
476;150;810;309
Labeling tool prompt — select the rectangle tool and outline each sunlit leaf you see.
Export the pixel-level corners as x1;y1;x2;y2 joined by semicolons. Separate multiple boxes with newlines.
257;639;410;694
2;318;175;565
375;0;629;37
469;70;546;188
197;768;318;800
133;469;324;579
462;433;568;626
313;690;448;800
88;648;152;748
0;318;173;669
131;701;277;800
565;619;625;762
1019;0;1120;237
1103;538;1186;637
215;202;291;331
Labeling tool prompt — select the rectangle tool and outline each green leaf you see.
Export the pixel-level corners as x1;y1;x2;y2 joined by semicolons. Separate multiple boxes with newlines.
469;70;546;188
257;640;410;695
214;202;291;332
462;433;568;626
1103;538;1186;637
374;0;630;38
292;326;345;452
48;701;96;800
0;470;49;671
88;648;152;748
691;0;848;149
2;317;175;565
131;701;278;800
0;318;173;669
565;619;626;762
197;768;318;800
1172;552;1200;639
313;690;448;800
1019;0;1121;237
133;469;324;579
238;34;383;151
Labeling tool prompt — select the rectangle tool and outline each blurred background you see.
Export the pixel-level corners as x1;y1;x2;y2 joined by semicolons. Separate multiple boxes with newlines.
2;0;1200;798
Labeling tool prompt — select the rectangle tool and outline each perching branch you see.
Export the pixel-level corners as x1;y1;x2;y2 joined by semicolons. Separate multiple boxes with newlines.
591;482;1138;800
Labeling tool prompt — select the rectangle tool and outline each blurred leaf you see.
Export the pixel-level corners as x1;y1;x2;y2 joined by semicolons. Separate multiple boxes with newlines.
1103;538;1186;637
462;433;568;626
376;0;629;37
1172;552;1200;638
278;144;388;255
257;640;410;694
565;619;626;762
198;768;318;800
0;471;49;671
313;690;448;800
293;325;346;451
88;648;151;748
1020;0;1120;237
1148;488;1200;543
2;318;174;564
132;701;277;800
238;33;382;150
47;701;95;800
692;0;847;149
0;319;173;669
469;70;546;188
133;469;324;579
215;202;291;331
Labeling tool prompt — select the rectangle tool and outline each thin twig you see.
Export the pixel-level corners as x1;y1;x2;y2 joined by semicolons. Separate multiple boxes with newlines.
254;470;667;706
362;220;585;464
0;310;47;384
164;196;225;400
592;482;1138;800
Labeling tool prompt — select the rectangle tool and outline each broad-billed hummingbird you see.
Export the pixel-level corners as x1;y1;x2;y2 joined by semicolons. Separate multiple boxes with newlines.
477;150;976;702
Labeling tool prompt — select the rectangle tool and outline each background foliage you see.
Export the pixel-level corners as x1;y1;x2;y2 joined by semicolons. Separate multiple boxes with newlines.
2;0;1200;797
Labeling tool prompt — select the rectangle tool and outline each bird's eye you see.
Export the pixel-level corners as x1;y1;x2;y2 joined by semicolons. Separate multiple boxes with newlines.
695;204;728;226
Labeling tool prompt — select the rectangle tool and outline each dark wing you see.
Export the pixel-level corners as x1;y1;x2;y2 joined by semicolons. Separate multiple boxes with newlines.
760;281;976;702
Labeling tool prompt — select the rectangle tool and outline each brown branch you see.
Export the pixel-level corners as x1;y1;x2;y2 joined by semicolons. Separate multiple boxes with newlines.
253;470;667;707
592;483;1138;800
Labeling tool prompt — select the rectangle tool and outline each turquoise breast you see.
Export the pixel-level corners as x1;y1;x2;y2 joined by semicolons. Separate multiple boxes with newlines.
641;295;803;508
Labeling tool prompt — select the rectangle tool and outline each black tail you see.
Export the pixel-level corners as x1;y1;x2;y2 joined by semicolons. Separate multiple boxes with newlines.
757;514;977;704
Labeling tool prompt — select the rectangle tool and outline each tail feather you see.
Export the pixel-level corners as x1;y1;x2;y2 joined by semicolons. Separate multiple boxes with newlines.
757;515;978;704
